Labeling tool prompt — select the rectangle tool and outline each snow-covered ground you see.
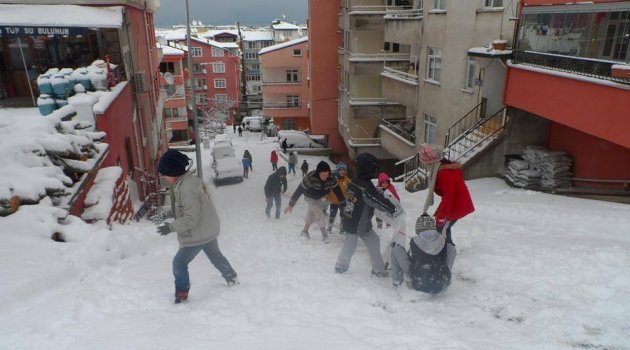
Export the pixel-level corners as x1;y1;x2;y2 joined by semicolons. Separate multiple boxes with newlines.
1;128;629;350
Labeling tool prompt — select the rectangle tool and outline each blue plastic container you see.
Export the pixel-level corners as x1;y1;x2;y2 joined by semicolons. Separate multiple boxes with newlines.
51;75;70;98
37;94;56;116
55;99;68;108
37;75;53;95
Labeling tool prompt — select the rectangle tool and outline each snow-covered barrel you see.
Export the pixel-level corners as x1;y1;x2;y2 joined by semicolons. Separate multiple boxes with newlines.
36;75;53;95
50;74;70;98
37;94;56;116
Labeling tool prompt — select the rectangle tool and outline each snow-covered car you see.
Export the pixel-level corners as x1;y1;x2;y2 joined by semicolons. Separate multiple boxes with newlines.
212;143;235;161
278;130;325;148
213;157;243;183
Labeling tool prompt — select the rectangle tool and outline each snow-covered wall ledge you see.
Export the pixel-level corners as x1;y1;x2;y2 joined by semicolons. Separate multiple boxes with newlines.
93;81;129;115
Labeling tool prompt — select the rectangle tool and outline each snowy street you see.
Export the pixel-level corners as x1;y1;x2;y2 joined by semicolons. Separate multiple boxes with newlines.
1;129;629;350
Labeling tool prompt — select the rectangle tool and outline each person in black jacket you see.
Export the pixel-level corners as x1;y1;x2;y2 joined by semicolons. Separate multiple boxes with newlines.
243;150;253;171
300;160;309;177
335;153;397;277
264;166;288;219
285;161;345;242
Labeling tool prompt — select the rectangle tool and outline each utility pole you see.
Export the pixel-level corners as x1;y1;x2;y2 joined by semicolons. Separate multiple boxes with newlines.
237;22;248;122
186;0;203;180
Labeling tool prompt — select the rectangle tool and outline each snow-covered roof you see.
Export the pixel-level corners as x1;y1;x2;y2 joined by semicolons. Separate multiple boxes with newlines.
241;31;274;41
259;37;308;55
271;21;301;30
159;44;186;56
203;29;239;38
0;4;123;28
468;46;513;58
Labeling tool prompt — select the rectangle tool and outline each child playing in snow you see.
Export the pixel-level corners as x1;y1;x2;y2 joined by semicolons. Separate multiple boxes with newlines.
156;149;238;304
326;162;350;234
375;172;400;229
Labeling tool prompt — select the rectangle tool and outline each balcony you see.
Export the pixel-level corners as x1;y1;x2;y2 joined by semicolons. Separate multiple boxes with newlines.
264;102;302;109
346;51;410;62
378;118;416;159
384;9;422;44
511;50;630;85
261;81;302;86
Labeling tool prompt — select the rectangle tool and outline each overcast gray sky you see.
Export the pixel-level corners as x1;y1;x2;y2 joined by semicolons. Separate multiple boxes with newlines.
154;0;308;27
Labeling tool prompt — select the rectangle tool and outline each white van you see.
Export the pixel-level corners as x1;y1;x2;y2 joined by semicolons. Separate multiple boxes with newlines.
242;116;264;132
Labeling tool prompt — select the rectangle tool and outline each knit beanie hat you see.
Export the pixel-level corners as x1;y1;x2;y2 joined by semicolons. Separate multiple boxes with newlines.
158;149;190;177
335;162;347;174
419;144;444;165
415;214;436;234
416;230;446;256
315;161;331;174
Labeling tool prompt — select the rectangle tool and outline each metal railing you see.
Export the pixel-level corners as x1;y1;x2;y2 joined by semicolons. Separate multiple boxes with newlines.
446;107;507;162
384;8;423;18
263;102;302;109
382;65;419;84
380;118;416;144
444;98;487;147
347;51;410;61
511;50;630;84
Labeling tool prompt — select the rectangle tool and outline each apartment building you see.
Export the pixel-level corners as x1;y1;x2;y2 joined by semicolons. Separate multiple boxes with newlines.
158;44;189;142
503;0;630;187
241;30;275;111
259;37;310;130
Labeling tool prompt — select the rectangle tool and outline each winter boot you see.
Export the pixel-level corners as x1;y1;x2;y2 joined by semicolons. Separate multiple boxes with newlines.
226;274;239;287
300;230;311;239
371;270;389;278
174;288;189;304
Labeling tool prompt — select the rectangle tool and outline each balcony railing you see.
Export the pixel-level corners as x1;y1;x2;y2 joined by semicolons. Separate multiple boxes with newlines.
261;81;302;85
382;65;419;85
380;118;416;144
384;8;423;19
511;50;630;85
348;5;387;12
263;102;302;109
347;51;410;62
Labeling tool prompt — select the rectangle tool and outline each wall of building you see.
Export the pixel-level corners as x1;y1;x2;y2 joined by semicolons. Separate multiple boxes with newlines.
308;0;346;155
548;122;630;187
523;0;627;5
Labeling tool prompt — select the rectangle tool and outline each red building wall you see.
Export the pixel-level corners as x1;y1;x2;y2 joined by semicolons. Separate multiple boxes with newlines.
523;0;627;5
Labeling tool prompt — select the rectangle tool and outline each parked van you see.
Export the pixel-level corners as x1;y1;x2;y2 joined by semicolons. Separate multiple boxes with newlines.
242;116;264;132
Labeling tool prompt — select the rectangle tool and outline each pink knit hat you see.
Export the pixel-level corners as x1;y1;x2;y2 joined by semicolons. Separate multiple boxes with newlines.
419;144;444;165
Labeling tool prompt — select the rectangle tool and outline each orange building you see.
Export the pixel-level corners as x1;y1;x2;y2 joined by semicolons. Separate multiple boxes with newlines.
505;0;630;188
259;37;310;131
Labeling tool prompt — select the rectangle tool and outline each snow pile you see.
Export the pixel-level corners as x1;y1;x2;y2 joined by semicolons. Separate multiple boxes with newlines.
82;167;123;222
506;146;573;189
0;108;108;215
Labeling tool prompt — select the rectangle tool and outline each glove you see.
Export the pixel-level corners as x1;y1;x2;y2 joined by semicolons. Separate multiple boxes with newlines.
157;223;172;236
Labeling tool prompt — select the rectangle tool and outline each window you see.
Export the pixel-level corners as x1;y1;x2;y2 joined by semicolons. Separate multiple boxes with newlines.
252;85;261;92
249;64;260;70
434;0;446;10
423;114;437;144
196;94;208;104
191;47;202;57
244;52;258;60
172;108;179;118
484;0;503;7
214;79;227;88
213;62;225;73
287;95;299;107
195;78;206;90
293;48;302;56
192;64;204;74
164;107;179;118
246;74;260;81
464;59;476;91
426;47;442;82
286;69;299;82
212;47;225;57
215;94;228;102
164;108;171;118
283;118;296;130
159;62;175;73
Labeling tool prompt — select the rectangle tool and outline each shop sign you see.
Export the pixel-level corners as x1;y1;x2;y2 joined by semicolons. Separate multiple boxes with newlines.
0;26;89;37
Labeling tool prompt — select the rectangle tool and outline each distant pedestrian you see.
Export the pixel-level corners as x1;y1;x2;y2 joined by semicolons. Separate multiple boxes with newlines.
270;150;279;171
300;160;308;177
264;166;288;219
237;126;243;137
156;149;238;304
233;123;237;133
288;151;298;175
242;156;251;179
281;138;288;154
243;150;253;171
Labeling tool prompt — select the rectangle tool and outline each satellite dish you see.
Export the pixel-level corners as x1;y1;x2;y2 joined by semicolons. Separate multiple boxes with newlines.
164;72;175;85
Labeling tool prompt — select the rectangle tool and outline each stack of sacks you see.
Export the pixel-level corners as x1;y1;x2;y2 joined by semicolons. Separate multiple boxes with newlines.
505;158;541;187
521;146;573;188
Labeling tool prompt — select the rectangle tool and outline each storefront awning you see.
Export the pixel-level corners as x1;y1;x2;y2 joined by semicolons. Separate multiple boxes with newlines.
0;4;123;37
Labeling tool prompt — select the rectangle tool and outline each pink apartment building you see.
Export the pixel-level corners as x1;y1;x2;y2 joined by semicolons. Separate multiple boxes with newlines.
173;37;241;128
259;37;311;131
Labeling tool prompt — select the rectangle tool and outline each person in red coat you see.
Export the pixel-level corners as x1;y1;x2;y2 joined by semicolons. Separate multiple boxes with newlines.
419;144;474;245
270;150;279;171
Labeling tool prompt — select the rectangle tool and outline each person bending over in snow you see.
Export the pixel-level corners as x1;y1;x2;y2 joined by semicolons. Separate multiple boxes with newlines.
156;149;238;304
418;144;474;245
390;214;455;294
284;161;345;243
264;166;288;219
335;153;398;277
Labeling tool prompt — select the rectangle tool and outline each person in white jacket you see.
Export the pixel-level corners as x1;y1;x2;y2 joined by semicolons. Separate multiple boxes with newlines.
157;149;238;304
